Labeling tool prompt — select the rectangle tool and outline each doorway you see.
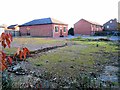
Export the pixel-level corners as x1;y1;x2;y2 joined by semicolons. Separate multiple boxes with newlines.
60;29;63;37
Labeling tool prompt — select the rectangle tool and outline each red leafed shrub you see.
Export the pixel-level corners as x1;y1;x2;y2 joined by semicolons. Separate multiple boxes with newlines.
0;32;12;71
14;47;30;60
7;56;13;65
23;47;30;59
0;32;30;71
0;51;7;71
1;33;12;48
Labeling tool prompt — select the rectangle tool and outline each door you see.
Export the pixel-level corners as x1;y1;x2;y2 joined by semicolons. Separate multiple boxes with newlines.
60;29;63;37
26;27;30;36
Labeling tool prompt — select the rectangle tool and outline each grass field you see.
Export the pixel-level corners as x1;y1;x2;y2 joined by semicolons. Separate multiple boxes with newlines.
3;37;119;88
27;37;119;78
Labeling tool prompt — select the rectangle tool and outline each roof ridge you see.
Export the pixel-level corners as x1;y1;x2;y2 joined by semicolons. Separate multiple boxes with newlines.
82;18;102;26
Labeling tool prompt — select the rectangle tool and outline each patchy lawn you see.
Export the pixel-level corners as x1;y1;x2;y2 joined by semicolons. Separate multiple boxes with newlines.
3;37;119;89
28;40;119;78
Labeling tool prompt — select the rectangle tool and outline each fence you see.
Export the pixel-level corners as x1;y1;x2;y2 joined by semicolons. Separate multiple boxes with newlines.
5;30;20;37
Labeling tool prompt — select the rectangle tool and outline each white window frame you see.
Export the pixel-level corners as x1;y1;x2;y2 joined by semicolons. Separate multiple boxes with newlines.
110;21;112;23
63;27;67;33
91;25;93;31
54;26;59;33
107;25;109;29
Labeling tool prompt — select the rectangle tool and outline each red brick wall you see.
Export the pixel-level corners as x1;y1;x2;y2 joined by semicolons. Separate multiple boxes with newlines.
20;25;53;37
91;24;103;34
74;19;91;35
30;24;53;37
20;24;68;37
74;19;103;35
53;24;68;37
20;26;28;35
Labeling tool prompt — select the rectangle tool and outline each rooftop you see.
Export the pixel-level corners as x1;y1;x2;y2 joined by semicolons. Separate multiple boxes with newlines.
8;24;18;29
82;19;102;26
21;17;67;26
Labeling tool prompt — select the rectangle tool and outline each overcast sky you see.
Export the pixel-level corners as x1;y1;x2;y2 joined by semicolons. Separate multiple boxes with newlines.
0;0;119;28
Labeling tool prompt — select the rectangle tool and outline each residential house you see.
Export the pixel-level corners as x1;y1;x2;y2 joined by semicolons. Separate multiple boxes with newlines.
7;24;19;30
20;17;68;37
103;18;117;31
74;19;103;35
5;24;20;36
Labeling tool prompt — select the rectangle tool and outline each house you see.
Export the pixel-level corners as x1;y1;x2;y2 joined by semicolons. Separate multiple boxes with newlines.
19;17;68;37
103;18;117;31
5;24;20;36
7;24;19;30
74;19;103;35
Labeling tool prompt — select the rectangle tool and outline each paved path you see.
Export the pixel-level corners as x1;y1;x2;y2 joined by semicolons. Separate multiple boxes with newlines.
66;35;120;41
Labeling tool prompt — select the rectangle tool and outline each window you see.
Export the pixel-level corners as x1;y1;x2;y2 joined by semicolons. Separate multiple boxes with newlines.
63;27;66;32
107;25;109;29
91;25;93;31
110;21;112;23
55;26;59;32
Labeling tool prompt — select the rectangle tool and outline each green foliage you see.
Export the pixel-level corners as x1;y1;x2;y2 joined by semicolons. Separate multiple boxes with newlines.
68;27;74;35
71;36;92;41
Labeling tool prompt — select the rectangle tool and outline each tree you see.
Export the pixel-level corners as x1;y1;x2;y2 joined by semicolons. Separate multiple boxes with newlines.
68;27;74;36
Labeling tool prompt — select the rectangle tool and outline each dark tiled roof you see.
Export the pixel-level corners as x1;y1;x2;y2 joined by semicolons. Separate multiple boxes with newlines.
103;18;117;25
8;24;18;29
21;17;67;26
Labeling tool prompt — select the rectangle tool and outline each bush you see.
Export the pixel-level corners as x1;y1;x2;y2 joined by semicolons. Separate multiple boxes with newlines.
68;28;74;36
